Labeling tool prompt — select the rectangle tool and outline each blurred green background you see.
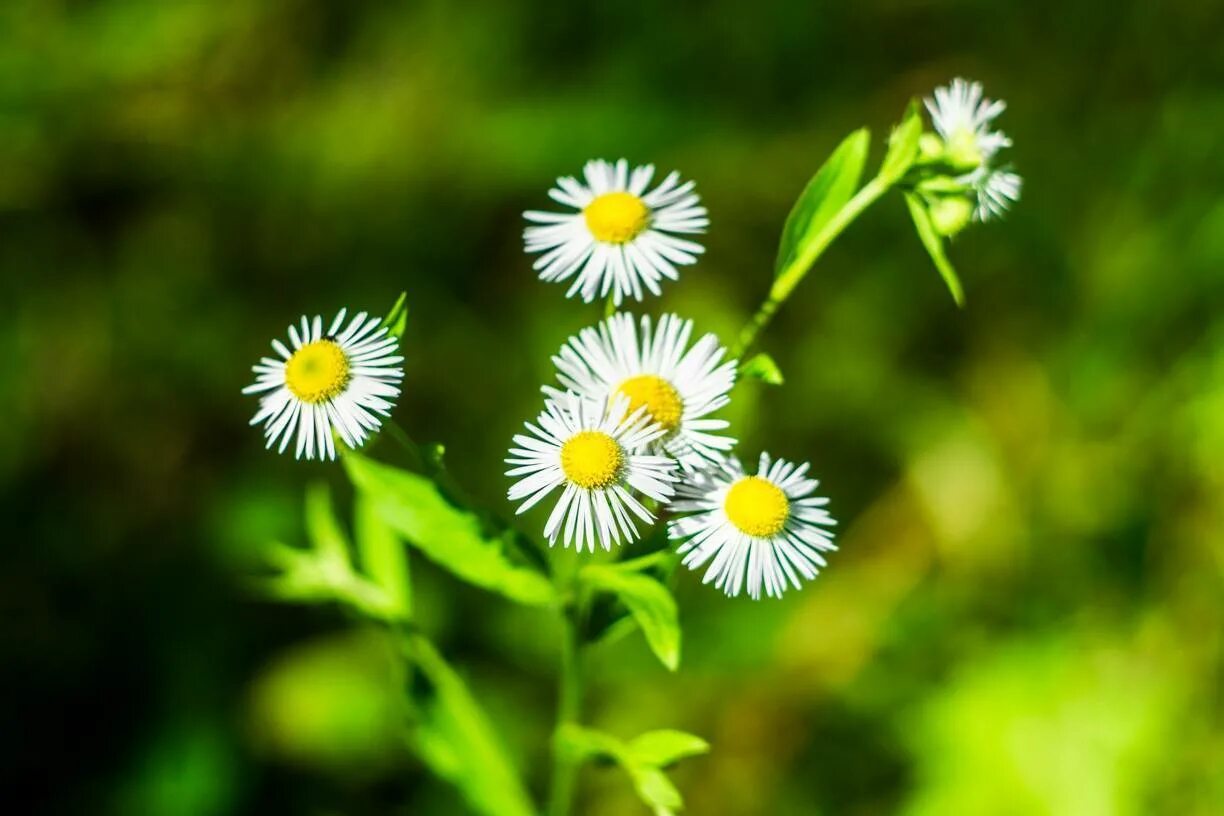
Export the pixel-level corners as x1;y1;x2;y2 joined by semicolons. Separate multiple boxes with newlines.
3;0;1222;814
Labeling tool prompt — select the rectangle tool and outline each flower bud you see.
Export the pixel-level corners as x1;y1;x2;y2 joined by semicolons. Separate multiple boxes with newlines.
930;196;974;237
944;129;983;172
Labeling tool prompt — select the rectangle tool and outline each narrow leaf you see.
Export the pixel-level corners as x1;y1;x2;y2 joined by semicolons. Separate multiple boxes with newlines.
774;128;870;278
380;291;409;339
740;352;784;385
627;730;710;768
904;192;965;306
304;482;350;566
581;565;680;671
556;723;626;765
878;99;923;184
408;636;536;816
354;494;411;616
344;452;555;606
629;765;683;815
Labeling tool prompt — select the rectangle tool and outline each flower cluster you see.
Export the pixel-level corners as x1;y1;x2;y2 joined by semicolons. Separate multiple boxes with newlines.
507;159;838;599
919;78;1022;232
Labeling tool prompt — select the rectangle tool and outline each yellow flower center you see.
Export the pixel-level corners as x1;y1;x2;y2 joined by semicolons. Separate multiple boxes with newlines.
584;192;650;243
616;374;683;433
724;476;790;537
284;339;350;404
560;431;623;489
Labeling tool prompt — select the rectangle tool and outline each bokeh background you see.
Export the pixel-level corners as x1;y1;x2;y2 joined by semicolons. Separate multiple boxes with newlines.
3;1;1222;814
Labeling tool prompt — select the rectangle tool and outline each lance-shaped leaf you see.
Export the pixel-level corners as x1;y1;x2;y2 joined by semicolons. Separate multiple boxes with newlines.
580;564;680;671
775;128;870;279
408;636;537;816
344;451;555;607
740;352;784;385
354;493;411;617
878;100;923;184
905;192;965;306
380;291;409;339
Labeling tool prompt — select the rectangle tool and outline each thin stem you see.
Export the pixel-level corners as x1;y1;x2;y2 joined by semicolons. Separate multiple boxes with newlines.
603;292;617;318
546;603;584;816
732;175;891;358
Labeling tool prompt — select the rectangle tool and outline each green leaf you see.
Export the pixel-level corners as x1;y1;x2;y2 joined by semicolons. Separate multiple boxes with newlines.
774;128;870;278
580;565;680;671
556;723;625;765
380;291;409;339
354;494;411;617
344;451;555;606
739;352;784;385
904;192;965;306
626;730;710;768
629;766;683;815
878;99;923;184
304;482;350;566
408;636;536;816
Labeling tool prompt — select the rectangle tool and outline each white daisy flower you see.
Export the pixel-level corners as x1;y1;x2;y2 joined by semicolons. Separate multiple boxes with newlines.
964;166;1022;222
545;312;737;471
924;77;1012;163
506;394;678;553
668;453;836;600
243;309;404;461
523;158;708;305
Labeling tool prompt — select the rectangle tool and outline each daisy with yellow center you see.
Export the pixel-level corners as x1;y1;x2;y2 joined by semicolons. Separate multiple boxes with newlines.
506;394;677;553
668;453;836;600
546;313;737;471
523;159;708;305
243;308;404;461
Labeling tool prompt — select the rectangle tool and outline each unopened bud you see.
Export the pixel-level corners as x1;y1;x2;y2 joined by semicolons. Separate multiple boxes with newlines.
930;196;974;237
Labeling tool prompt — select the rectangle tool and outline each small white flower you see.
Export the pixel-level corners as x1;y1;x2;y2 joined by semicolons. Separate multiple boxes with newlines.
964;166;1023;222
523;159;708;305
546;312;736;471
924;77;1012;161
243;309;404;461
506;394;677;553
668;453;836;600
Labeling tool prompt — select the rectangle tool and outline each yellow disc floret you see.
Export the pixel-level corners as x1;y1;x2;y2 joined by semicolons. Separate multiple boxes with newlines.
616;374;683;433
285;339;350;404
560;431;624;489
584;192;651;243
724;476;790;537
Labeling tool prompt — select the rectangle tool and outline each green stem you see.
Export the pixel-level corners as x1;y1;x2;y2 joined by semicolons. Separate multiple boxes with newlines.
732;175;891;358
547;602;584;816
603;292;617;318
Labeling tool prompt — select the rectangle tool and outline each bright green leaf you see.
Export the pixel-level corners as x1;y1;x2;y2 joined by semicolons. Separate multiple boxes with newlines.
878;99;923;184
581;565;680;671
774;128;870;278
556;723;626;765
629;765;683;815
408;636;536;816
904;192;965;306
344;452;555;606
304;482;350;566
627;730;710;768
740;352;784;385
353;494;411;617
380;291;409;339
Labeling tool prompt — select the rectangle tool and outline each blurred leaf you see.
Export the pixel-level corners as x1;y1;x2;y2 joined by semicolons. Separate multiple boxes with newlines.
580;565;680;670
629;765;683;815
380;291;409;339
904;192;965;306
774;128;870;278
740;352;784;385
556;723;624;764
408;636;536;816
878;100;923;184
304;482;350;566
626;730;710;768
354;494;411;617
344;451;555;606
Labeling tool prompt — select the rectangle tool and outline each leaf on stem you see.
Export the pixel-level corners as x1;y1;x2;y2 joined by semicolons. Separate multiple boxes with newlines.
344;451;556;607
556;724;707;815
626;730;711;768
739;352;784;385
409;635;537;816
904;192;965;306
580;564;680;671
380;291;409;339
774;128;870;279
878;99;923;184
354;493;411;617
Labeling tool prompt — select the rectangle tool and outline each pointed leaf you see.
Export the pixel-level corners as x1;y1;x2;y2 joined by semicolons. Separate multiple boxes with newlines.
380;291;409;339
775;128;870;278
878;99;923;184
740;352;784;385
344;452;555;606
354;494;411;616
408;636;536;816
627;730;710;768
904;192;965;306
304;482;350;566
580;565;680;671
629;766;683;815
